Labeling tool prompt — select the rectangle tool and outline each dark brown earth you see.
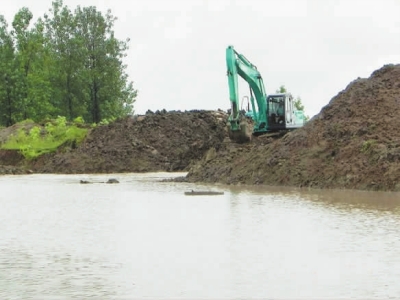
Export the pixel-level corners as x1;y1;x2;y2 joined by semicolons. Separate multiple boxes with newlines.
0;121;38;175
186;64;400;191
0;110;229;174
1;64;400;192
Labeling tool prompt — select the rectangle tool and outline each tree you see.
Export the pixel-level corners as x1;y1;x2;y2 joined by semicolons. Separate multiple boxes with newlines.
10;7;57;122
11;7;34;121
43;0;87;120
0;1;138;127
74;4;136;123
0;15;17;126
276;85;309;121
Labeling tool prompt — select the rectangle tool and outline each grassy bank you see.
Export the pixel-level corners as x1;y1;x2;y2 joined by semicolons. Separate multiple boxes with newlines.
1;116;89;160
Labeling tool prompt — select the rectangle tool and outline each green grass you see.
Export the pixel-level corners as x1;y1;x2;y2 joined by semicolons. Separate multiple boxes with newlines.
1;116;89;160
361;139;377;154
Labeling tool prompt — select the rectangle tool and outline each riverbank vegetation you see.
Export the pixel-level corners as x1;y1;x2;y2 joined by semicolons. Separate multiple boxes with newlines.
1;116;89;159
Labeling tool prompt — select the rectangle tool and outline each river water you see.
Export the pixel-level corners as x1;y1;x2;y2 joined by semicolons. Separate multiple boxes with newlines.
1;172;400;299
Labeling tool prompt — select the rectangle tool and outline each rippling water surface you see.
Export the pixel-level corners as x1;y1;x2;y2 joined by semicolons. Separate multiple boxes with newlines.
1;173;400;299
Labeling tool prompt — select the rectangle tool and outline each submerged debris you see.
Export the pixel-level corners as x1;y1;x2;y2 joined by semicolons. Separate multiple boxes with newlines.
80;178;119;184
184;190;224;196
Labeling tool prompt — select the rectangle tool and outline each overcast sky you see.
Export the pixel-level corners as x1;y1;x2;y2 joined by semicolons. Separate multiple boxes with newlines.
3;0;400;117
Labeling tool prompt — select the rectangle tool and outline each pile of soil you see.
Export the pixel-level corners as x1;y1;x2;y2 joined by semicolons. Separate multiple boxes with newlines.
1;64;400;192
26;110;229;174
0;121;39;175
186;64;400;191
0;120;37;145
0;157;30;175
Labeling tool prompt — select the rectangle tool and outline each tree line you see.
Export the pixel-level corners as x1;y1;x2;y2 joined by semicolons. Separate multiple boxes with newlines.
0;0;137;127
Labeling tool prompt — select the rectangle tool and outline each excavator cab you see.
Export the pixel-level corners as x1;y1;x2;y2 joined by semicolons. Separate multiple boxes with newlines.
267;94;286;130
267;93;305;131
240;93;305;133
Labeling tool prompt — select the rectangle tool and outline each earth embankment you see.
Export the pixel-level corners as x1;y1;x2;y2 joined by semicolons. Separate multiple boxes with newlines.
186;64;400;191
27;110;229;174
1;64;400;192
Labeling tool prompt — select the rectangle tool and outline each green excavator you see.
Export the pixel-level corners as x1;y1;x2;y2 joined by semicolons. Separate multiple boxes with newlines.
226;45;305;143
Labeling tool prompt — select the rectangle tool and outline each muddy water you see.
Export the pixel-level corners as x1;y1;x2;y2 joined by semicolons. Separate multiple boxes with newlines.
1;173;400;299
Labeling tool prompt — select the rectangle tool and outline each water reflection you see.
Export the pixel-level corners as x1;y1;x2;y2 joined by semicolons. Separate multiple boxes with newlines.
1;173;400;299
0;247;121;299
225;184;400;298
227;184;400;213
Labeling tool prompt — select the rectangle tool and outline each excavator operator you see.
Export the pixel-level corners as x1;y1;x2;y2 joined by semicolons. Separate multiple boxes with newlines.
276;100;285;124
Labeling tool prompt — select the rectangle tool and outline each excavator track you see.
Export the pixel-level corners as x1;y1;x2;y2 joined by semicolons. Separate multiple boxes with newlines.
254;130;289;139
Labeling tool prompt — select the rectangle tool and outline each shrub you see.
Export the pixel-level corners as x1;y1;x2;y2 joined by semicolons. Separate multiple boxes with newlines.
1;116;89;160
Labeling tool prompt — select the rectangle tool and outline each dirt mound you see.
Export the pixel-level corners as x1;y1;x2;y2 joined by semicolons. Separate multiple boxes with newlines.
0;120;37;145
0;165;31;175
0;150;32;174
2;64;400;191
0;121;41;174
28;110;228;174
186;64;400;191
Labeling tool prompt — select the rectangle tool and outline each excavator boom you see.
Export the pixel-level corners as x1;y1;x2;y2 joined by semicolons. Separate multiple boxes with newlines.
226;45;269;142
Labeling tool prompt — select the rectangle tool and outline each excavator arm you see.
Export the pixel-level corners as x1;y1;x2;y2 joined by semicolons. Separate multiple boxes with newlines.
226;45;268;142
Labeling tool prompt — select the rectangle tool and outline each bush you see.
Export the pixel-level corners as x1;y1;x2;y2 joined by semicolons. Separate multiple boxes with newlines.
1;116;89;160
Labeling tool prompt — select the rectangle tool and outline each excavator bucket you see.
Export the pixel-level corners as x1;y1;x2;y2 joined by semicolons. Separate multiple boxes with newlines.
228;119;252;143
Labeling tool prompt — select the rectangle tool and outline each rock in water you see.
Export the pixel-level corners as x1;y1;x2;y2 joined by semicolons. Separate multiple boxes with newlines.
107;178;119;184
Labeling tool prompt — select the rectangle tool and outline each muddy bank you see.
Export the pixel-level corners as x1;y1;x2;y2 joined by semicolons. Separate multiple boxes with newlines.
0;165;31;175
1;64;400;192
186;64;400;191
24;110;228;174
0;150;31;175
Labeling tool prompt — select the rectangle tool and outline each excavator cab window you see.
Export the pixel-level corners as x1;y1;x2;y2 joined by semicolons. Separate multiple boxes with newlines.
267;95;285;126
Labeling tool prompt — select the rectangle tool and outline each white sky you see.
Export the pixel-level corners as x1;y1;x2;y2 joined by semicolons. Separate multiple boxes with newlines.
3;0;400;117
